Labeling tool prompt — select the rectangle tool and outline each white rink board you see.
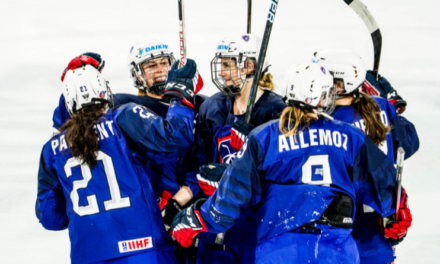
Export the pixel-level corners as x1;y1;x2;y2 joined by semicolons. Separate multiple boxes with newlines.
0;0;439;263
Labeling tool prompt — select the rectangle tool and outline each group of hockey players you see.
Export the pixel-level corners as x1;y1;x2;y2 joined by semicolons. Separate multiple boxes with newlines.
36;32;419;264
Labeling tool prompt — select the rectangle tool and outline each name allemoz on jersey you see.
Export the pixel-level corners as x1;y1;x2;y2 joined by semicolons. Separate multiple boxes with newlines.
279;129;348;152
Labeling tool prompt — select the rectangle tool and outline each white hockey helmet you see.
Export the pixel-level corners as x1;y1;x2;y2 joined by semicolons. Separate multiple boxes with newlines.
312;48;366;96
127;40;176;95
211;34;271;96
285;63;335;114
62;65;113;116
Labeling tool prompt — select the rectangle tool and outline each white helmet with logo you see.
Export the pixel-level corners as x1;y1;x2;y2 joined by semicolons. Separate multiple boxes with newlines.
211;34;271;96
285;63;335;114
312;48;366;96
127;40;176;95
62;65;113;115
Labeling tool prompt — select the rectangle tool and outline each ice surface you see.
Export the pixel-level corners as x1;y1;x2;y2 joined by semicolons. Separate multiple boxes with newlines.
1;0;439;263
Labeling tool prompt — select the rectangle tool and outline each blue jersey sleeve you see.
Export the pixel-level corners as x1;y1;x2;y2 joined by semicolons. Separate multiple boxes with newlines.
115;99;194;163
52;95;71;129
201;131;264;233
352;135;397;218
391;115;419;160
35;149;69;231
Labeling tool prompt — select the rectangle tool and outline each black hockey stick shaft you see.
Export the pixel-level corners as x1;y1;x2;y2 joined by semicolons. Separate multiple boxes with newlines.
247;0;252;34
178;0;187;68
344;0;382;80
244;0;279;124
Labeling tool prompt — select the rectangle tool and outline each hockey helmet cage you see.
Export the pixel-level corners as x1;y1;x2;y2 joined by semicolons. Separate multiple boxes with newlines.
211;34;271;97
127;40;176;95
62;65;113;116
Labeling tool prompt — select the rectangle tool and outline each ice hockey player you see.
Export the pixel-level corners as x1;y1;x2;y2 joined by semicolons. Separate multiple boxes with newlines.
36;61;199;264
187;34;286;263
171;62;403;264
51;45;205;232
122;41;206;263
313;48;419;264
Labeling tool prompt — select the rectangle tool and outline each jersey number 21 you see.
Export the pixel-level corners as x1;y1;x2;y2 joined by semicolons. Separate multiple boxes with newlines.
64;151;131;216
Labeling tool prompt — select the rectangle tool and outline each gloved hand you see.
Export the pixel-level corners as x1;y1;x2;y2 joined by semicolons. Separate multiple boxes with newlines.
61;52;105;81
162;58;203;108
231;121;255;152
197;163;228;196
170;199;208;248
158;190;184;230
382;188;412;246
362;70;407;114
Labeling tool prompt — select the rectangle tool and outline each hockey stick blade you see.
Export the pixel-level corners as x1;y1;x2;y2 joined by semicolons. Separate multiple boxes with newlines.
244;0;279;124
344;0;382;80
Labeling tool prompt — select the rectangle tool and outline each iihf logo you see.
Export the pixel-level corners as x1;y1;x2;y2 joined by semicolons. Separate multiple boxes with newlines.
242;35;250;42
305;97;313;104
99;91;106;98
122;242;128;252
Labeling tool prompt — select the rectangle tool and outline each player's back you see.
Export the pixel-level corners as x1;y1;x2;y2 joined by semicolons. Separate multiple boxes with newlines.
41;111;173;264
252;118;381;243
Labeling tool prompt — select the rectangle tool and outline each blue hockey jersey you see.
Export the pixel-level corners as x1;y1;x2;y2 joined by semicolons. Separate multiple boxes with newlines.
331;96;419;264
189;91;286;247
200;118;397;245
52;93;207;198
36;100;194;264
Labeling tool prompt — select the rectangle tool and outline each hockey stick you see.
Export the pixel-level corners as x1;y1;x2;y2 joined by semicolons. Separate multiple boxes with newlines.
178;0;187;68
244;0;279;124
247;0;252;34
343;0;382;80
395;147;404;218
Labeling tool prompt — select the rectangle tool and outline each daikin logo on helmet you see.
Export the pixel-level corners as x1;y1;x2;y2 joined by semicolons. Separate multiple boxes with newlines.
139;45;169;55
217;45;229;50
321;67;326;74
242;35;250;42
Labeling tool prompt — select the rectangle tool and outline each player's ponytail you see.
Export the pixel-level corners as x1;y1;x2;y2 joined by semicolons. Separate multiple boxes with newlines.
259;73;275;92
352;91;390;145
59;104;106;168
279;106;315;140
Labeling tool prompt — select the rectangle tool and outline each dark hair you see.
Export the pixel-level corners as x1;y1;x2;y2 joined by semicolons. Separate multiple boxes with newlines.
351;91;390;145
59;104;106;168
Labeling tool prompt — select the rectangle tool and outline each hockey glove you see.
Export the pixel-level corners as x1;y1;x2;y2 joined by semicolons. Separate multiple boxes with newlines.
197;163;229;196
231;121;255;152
362;70;407;114
171;199;208;248
61;52;105;81
158;191;184;230
382;188;412;245
162;58;203;109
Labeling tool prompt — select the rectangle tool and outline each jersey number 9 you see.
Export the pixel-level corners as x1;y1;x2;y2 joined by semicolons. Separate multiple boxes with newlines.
301;155;333;186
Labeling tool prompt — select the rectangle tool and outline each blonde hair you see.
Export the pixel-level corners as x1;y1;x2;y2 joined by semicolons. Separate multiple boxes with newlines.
279;106;315;140
259;73;275;92
138;89;147;96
